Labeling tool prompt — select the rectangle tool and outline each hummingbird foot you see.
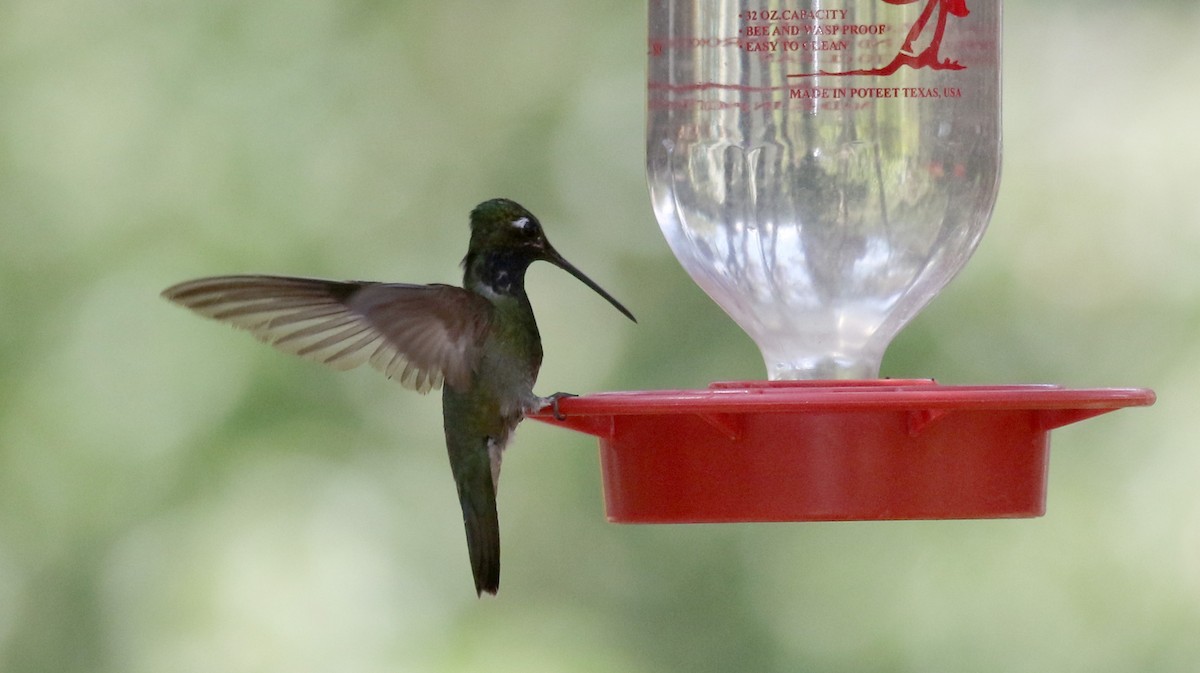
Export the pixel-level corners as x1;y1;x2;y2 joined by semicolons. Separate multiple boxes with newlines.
536;392;577;421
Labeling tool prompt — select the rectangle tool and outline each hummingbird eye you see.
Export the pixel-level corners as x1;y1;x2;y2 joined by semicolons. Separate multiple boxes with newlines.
511;217;530;230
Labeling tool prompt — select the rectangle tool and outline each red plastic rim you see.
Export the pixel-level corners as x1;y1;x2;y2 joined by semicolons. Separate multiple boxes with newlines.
529;380;1155;523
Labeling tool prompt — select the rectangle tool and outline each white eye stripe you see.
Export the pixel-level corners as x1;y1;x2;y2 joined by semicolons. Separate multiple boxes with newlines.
512;217;530;230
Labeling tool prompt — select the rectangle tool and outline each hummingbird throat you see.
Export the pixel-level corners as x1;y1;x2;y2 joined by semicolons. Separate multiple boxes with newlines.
466;251;532;298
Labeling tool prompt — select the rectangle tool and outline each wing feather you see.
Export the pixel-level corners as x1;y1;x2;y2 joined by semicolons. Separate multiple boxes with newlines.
162;275;492;393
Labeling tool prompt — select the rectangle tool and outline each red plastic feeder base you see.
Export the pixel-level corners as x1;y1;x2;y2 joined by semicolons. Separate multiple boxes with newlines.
529;380;1155;523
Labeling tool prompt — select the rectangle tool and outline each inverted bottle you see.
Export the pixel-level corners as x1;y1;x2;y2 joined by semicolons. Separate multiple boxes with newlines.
647;0;1002;379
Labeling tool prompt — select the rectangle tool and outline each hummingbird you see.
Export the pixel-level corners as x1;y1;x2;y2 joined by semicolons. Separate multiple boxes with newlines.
161;198;635;596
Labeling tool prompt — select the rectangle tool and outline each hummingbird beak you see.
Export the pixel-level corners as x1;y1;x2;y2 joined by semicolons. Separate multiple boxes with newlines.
541;245;637;323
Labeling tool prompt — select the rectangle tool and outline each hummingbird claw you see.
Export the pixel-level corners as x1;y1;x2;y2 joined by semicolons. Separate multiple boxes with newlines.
542;392;577;421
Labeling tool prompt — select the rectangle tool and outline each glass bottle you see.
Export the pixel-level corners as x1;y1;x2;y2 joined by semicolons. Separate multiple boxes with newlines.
647;0;1001;379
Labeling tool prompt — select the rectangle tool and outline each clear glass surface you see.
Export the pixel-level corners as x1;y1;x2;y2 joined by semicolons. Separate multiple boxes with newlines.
647;0;1001;379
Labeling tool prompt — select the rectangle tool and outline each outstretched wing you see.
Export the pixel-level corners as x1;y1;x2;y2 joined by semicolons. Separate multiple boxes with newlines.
162;275;492;393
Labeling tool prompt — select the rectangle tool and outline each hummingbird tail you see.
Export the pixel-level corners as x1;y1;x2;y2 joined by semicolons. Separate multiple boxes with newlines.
460;491;501;596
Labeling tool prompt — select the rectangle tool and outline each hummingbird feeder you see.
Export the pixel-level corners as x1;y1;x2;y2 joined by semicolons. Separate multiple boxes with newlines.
530;0;1153;522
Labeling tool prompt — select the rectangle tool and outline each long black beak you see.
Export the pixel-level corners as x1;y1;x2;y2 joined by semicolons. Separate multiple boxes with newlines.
543;246;636;323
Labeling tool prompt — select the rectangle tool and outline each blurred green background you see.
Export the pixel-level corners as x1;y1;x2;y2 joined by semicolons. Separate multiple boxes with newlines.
2;1;1198;671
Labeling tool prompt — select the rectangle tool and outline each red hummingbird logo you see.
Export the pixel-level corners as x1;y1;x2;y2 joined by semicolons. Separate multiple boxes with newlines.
791;0;969;78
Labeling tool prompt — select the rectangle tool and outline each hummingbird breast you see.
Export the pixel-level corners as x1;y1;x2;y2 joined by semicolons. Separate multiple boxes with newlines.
475;292;544;420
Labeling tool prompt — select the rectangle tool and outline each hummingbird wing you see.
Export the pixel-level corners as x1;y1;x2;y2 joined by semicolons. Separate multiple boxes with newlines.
162;275;491;393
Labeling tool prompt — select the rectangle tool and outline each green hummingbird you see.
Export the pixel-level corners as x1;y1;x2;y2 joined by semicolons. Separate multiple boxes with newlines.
162;198;635;596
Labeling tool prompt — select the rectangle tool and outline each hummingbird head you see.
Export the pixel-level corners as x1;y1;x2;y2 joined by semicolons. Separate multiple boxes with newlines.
464;199;635;322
